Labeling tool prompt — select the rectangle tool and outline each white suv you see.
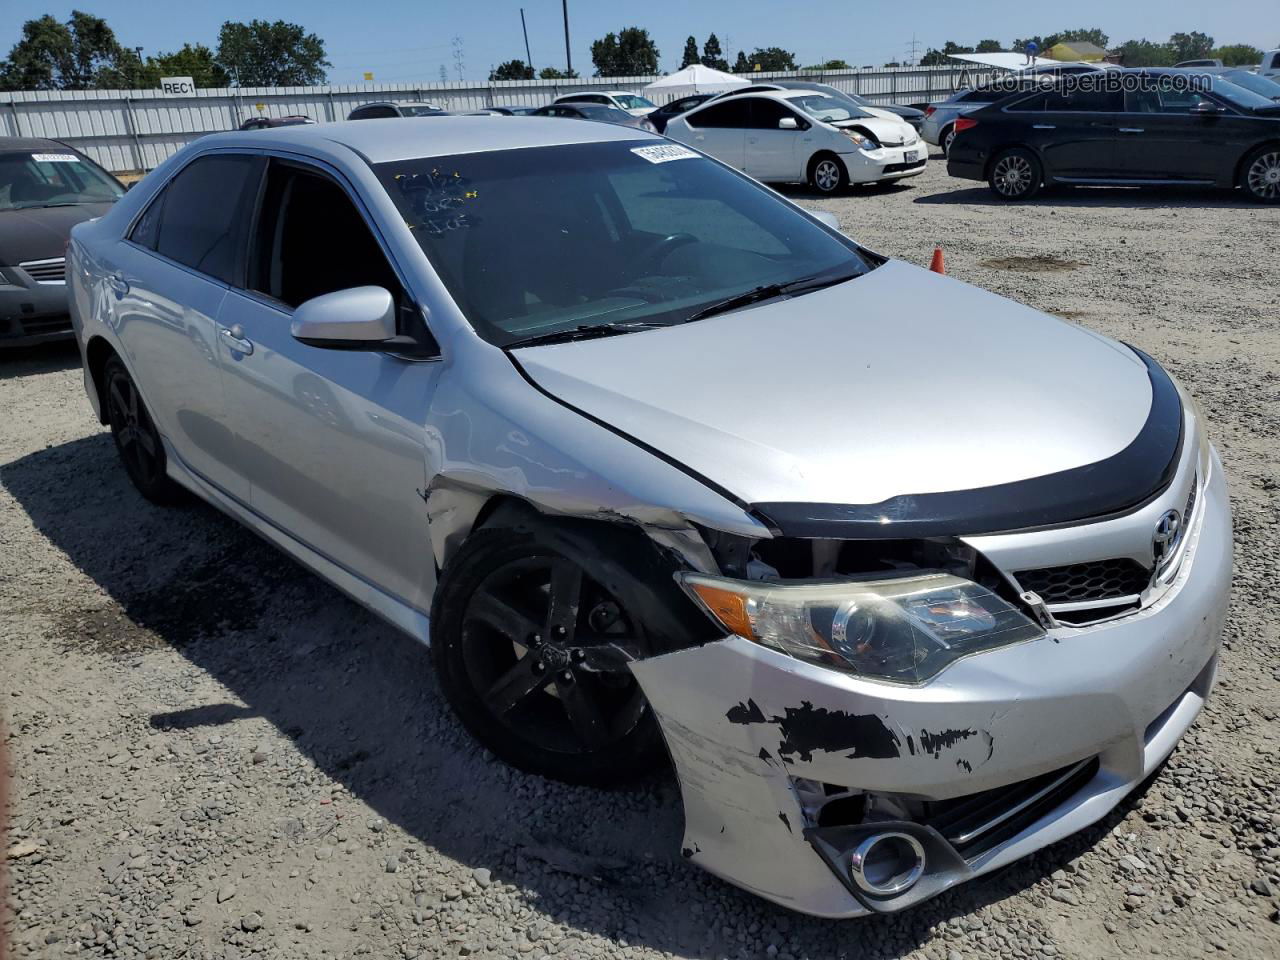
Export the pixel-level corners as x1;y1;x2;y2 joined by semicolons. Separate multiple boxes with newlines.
552;91;656;117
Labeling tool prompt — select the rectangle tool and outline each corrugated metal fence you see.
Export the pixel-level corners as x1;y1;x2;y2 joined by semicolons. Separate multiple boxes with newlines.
1;65;994;174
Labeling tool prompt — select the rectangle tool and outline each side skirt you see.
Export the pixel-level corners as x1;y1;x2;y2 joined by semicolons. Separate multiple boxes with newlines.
162;439;432;645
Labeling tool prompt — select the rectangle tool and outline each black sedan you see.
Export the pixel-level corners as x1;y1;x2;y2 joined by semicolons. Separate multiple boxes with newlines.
1;137;125;346
530;103;656;132
947;70;1280;202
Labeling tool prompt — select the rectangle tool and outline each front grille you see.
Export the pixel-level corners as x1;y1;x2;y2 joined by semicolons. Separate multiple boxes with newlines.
1015;557;1150;604
882;158;927;174
921;757;1100;861
19;257;66;284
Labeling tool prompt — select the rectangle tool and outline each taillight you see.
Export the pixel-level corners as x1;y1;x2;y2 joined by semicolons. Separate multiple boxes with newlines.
954;117;978;133
924;105;936;117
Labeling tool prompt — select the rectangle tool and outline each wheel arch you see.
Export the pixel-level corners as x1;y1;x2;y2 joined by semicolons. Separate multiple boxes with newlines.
983;142;1049;182
1233;139;1280;190
85;335;119;425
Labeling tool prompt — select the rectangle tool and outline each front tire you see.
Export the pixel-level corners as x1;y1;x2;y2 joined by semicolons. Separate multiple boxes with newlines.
430;518;705;786
988;147;1043;201
808;153;848;195
103;356;183;504
1240;145;1280;203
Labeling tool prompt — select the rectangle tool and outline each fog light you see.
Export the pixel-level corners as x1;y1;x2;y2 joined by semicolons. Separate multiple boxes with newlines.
849;831;926;896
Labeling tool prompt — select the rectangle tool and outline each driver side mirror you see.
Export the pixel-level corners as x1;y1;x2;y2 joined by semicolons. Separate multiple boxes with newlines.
778;116;800;130
1190;101;1225;115
291;286;397;349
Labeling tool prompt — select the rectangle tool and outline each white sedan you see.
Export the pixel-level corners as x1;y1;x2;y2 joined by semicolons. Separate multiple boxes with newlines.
665;90;926;194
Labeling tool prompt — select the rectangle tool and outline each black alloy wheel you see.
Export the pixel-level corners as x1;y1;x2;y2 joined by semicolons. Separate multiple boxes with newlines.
430;521;697;785
103;356;182;503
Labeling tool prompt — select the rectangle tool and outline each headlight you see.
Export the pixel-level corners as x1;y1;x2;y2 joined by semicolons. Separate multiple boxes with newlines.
843;130;875;149
677;572;1043;685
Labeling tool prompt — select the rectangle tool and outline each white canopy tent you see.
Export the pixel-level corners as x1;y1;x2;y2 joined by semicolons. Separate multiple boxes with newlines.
642;64;748;100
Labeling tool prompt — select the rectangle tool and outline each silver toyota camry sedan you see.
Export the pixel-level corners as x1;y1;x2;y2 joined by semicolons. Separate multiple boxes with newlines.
68;118;1230;918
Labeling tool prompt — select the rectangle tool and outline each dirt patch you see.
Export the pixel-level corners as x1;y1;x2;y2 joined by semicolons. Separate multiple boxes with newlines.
980;255;1085;273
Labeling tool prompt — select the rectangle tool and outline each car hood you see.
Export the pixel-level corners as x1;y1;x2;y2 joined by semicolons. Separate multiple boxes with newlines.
0;202;114;264
830;115;917;142
513;259;1153;507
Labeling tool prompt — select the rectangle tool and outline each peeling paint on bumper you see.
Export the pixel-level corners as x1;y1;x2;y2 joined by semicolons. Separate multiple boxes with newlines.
629;456;1231;917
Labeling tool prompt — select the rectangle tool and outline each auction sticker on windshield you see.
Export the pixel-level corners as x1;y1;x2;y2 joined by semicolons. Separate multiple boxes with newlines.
31;153;79;163
631;144;699;164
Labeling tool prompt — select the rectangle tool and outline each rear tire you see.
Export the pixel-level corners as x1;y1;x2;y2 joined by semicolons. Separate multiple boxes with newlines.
430;518;707;786
808;153;848;195
987;147;1043;201
103;356;183;504
1240;144;1280;203
941;125;956;156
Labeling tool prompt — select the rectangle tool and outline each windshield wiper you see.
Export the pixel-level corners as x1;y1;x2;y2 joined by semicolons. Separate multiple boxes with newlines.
684;270;861;324
503;320;667;349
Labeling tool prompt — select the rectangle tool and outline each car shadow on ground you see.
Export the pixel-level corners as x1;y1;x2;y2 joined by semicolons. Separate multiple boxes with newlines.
913;183;1260;210
775;180;922;202
2;433;1169;958
0;339;80;379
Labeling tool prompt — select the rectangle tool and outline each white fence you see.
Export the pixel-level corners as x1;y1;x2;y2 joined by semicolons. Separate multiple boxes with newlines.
1;65;995;174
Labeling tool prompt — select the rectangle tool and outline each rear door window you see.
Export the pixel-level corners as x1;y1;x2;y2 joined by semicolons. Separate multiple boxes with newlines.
136;154;259;284
685;99;753;128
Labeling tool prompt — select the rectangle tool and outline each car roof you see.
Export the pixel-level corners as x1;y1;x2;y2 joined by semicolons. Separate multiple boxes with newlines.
193;116;659;164
0;135;71;153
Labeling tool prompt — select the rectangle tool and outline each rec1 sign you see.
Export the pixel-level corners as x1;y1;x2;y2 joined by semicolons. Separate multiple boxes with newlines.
160;76;196;96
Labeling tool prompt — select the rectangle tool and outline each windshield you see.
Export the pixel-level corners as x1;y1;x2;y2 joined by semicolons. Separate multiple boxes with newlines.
402;105;445;117
1219;70;1280;100
612;94;655;110
1201;74;1278;109
0;150;124;211
787;94;870;122
579;105;632;122
375;140;870;347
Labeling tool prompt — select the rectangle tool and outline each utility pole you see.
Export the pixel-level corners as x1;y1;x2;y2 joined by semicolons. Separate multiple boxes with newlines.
520;8;534;74
561;0;572;76
133;46;144;87
452;36;466;83
905;34;921;66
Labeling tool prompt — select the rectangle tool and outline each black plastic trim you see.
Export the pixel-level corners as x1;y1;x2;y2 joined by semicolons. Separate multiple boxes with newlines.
752;349;1183;539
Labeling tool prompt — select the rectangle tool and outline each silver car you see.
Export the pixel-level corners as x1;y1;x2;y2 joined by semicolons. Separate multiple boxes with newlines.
68;118;1230;918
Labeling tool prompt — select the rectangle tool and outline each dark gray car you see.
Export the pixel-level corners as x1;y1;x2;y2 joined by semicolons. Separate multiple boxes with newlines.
1;137;125;347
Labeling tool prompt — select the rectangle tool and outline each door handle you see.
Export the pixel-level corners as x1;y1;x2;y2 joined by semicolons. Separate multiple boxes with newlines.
107;273;129;297
220;324;254;356
1032;124;1056;129
1118;127;1145;134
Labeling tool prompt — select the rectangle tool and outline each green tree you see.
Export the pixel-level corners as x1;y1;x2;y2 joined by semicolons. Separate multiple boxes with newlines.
489;59;534;81
942;41;976;55
215;19;329;86
0;10;134;90
133;44;230;88
745;47;796;71
1169;32;1214;62
1115;38;1176;67
1056;28;1110;49
803;59;851;71
590;27;659;77
733;50;750;73
680;35;699;69
1211;43;1263;66
919;48;948;66
538;66;579;79
975;39;1003;53
701;33;728;71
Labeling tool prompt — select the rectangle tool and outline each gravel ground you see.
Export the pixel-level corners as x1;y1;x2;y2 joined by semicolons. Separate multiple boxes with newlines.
3;156;1280;960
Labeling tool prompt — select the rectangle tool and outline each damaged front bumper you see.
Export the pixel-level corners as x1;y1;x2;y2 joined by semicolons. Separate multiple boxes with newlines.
629;455;1231;917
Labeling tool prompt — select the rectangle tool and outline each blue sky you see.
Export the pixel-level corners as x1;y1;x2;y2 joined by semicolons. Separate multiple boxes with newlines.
4;1;1277;85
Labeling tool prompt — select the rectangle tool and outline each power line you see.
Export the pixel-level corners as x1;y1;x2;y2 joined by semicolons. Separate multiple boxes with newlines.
452;36;466;83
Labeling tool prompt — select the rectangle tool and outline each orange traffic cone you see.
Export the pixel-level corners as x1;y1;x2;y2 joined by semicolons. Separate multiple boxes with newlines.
929;246;946;275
